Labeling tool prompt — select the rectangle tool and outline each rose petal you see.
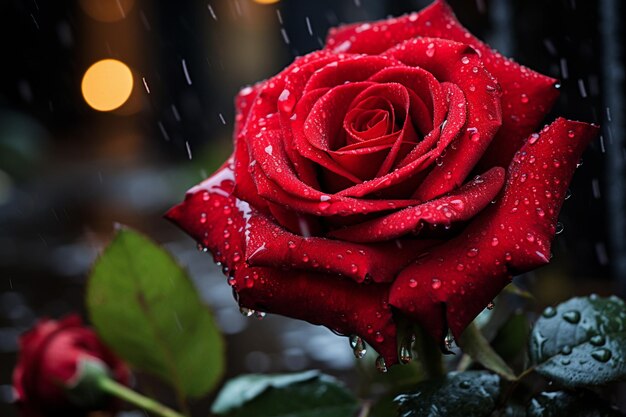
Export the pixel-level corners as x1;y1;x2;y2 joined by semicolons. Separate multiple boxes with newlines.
329;166;505;242
165;162;400;365
389;118;598;345
326;0;559;170
384;37;502;200
238;267;400;366
336;81;467;199
245;209;438;283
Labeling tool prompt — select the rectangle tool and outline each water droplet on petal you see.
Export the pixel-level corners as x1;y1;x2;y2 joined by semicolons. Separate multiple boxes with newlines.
528;133;540;145
426;42;435;57
431;278;442;289
409;278;418;288
350;335;367;359
240;307;255;317
487;301;495;310
466;248;479;257
561;345;572;355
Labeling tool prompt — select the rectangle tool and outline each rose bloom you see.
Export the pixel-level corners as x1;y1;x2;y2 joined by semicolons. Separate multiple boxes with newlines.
12;315;130;417
167;0;598;367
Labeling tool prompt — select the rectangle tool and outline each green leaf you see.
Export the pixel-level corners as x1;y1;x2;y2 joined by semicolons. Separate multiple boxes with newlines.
211;371;359;417
458;323;517;381
394;371;501;417
491;312;530;362
529;295;626;387
86;226;224;398
527;391;623;417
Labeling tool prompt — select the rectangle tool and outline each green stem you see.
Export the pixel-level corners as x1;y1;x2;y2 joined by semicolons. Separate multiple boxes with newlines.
97;377;186;417
413;324;444;379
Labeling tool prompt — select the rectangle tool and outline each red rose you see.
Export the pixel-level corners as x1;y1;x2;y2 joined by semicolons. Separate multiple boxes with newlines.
166;0;598;367
12;315;130;417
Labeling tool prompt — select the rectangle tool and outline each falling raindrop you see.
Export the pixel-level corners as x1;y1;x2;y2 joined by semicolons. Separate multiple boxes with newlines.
555;222;564;235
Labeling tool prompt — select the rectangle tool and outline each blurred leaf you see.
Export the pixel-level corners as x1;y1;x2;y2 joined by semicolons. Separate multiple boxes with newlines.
458;323;517;381
368;394;398;417
527;391;623;417
211;371;359;417
394;371;501;417
492;313;530;362
502;283;534;300
86;226;224;398
529;295;626;387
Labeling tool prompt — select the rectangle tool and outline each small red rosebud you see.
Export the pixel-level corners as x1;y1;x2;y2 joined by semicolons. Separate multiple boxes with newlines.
12;314;130;417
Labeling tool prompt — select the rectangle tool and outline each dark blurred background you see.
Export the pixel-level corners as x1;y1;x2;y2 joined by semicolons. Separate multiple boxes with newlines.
0;0;624;415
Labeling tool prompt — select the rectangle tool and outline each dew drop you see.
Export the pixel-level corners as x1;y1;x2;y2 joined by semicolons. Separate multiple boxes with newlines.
240;307;255;317
562;310;581;324
567;129;575;138
409;278;418;288
491;237;499;247
591;348;612;363
431;278;442;289
376;356;388;373
528;133;540;144
318;201;331;211
542;306;557;318
561;345;572;355
459;380;471;389
461;56;470;64
350;335;367;359
590;335;606;346
466;247;479;257
487;301;495;310
520;93;529;103
426;42;435;57
444;332;455;350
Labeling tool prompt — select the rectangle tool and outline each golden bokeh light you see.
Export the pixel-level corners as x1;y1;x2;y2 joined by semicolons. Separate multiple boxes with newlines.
253;0;280;4
79;0;135;22
81;59;134;112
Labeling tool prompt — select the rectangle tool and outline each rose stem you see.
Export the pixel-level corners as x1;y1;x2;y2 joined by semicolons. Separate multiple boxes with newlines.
413;324;444;379
97;376;186;417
